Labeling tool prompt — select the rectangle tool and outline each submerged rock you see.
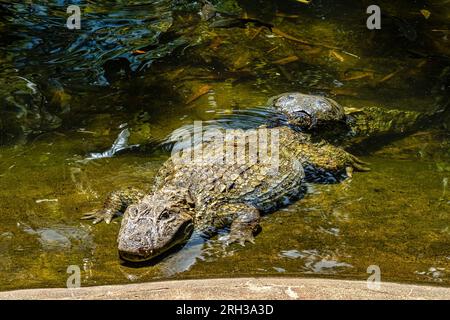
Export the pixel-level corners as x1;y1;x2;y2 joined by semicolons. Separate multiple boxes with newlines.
35;229;72;250
21;223;94;252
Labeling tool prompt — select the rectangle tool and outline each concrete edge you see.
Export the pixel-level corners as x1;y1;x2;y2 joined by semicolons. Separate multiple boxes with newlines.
0;277;449;300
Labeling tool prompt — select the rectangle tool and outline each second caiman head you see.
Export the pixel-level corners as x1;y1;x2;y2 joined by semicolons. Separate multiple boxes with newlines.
267;92;348;132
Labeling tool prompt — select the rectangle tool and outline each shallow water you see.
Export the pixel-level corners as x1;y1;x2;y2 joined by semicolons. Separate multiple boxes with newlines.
0;0;449;290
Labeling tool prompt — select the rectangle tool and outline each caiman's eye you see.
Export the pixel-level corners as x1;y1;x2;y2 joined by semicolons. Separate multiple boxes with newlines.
160;210;171;220
138;203;149;212
128;206;139;219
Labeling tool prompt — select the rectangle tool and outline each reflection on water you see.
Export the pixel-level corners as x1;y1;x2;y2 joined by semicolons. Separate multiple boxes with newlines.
0;0;449;290
157;233;206;277
280;249;353;274
87;127;138;160
2;0;175;85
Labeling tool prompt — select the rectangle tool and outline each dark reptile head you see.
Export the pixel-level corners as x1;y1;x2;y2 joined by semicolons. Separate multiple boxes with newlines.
267;92;347;130
117;190;194;262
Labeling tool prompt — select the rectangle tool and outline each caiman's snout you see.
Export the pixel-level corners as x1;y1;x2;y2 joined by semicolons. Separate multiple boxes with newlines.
117;211;194;263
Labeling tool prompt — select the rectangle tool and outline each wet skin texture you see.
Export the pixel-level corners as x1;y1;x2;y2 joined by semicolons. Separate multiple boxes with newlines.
84;122;368;262
84;92;445;262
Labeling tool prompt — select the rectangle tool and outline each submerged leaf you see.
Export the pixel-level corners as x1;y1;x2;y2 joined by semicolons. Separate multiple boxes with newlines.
330;50;344;62
420;9;431;19
273;55;299;65
186;85;212;105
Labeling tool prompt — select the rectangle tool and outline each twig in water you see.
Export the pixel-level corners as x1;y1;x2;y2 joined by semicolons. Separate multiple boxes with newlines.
272;27;360;59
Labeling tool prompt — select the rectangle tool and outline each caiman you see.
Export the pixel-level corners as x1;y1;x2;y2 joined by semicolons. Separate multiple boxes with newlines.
84;92;446;262
267;92;449;149
83;125;369;262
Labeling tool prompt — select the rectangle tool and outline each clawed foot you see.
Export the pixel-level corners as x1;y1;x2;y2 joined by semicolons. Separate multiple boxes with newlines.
81;209;116;224
81;188;146;225
348;154;371;173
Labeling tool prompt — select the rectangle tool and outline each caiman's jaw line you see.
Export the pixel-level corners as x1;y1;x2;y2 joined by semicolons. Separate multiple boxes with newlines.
119;250;156;262
118;220;194;262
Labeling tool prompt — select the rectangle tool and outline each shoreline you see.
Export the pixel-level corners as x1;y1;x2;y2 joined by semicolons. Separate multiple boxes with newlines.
0;277;449;300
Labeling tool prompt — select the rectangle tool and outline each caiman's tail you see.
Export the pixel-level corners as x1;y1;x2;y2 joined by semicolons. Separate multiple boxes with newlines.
346;65;450;137
345;94;449;140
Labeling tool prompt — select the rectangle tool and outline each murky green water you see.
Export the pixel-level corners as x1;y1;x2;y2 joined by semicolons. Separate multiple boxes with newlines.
0;0;449;291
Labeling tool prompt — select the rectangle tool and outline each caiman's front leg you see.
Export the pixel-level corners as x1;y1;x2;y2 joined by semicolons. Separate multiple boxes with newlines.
215;203;261;246
305;142;371;174
82;187;146;224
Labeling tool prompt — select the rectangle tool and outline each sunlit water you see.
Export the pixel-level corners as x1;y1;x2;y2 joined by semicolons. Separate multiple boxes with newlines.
0;0;449;290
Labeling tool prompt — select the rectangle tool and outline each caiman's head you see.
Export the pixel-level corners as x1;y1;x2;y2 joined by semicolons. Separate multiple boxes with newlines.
267;92;347;130
117;190;194;262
